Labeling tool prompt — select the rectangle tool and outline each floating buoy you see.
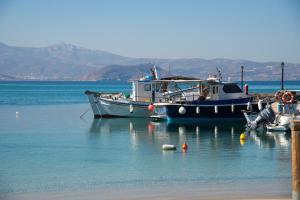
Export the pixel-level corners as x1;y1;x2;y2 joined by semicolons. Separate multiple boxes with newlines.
275;91;284;101
282;91;296;104
240;133;247;140
231;104;234;113
162;144;176;151
178;106;186;115
148;104;155;112
258;100;263;111
129;104;133;113
16;111;19;117
196;106;200;114
214;105;218;114
182;143;188;150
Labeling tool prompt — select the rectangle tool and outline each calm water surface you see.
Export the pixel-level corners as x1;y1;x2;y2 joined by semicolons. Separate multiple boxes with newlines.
0;81;297;196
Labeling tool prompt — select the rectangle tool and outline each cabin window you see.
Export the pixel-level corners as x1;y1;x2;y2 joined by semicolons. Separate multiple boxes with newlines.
212;87;215;94
144;84;151;91
216;87;218;93
155;83;161;92
223;84;242;93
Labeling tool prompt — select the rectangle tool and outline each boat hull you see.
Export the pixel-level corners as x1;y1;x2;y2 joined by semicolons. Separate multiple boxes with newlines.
266;125;290;132
86;93;151;118
156;101;264;122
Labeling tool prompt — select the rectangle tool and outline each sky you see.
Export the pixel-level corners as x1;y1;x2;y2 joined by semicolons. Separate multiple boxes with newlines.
0;0;299;62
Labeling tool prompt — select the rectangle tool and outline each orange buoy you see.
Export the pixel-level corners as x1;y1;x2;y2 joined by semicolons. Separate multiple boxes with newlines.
148;104;155;112
182;143;188;151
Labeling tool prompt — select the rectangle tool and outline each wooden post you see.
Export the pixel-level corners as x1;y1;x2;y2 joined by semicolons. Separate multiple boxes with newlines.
291;119;300;200
281;62;284;90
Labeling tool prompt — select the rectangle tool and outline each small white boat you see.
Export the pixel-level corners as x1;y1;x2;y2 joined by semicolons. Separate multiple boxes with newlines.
244;90;299;131
86;66;166;118
85;92;152;118
266;114;292;131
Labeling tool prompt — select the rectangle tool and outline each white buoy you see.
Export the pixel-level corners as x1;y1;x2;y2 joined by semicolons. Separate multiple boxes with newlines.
162;144;176;151
16;111;19;117
196;106;200;114
214;105;218;114
178;106;186;115
129;104;133;113
258;100;263;111
231;104;235;113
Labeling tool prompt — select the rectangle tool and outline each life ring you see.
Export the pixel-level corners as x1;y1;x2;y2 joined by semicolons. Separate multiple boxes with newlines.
282;92;295;104
275;91;284;101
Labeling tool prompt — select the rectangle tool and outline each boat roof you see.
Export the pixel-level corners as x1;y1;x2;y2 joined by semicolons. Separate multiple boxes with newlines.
160;76;199;80
135;75;241;85
152;79;205;83
136;79;242;84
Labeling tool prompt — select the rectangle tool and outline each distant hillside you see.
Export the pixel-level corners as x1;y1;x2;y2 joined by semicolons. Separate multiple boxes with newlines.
0;42;299;81
83;63;169;81
0;73;18;80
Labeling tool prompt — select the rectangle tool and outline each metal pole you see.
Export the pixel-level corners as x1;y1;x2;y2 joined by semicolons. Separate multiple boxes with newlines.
291;120;300;200
241;66;244;92
281;62;284;90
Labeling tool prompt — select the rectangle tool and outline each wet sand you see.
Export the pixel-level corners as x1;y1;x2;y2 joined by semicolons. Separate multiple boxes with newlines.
1;182;291;200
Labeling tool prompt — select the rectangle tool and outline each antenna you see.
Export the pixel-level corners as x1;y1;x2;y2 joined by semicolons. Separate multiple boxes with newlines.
216;67;222;80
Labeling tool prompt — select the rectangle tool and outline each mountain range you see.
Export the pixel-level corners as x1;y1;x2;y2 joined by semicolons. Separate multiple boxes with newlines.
0;42;299;81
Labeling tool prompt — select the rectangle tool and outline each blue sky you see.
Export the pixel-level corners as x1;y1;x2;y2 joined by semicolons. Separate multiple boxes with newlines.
0;0;299;62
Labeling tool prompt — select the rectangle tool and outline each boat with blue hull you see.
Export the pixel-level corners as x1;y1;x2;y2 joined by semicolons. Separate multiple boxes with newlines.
151;77;268;122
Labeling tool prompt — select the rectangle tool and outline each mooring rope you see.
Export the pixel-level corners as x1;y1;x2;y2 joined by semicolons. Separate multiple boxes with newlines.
80;108;90;118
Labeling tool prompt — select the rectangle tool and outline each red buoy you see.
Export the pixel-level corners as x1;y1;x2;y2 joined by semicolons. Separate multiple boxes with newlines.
148;104;155;112
182;143;188;151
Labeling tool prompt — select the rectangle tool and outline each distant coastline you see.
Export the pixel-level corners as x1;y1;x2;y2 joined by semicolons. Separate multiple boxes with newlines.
1;42;299;81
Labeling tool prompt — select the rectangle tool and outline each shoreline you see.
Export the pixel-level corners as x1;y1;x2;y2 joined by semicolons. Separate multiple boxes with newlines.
1;181;291;200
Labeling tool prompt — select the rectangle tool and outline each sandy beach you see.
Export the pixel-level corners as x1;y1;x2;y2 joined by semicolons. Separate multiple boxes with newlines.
1;182;291;200
2;192;291;200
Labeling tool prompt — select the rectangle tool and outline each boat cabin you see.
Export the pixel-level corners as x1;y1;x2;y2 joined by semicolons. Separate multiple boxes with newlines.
131;76;198;103
205;79;249;101
161;77;249;102
131;75;248;103
132;79;165;102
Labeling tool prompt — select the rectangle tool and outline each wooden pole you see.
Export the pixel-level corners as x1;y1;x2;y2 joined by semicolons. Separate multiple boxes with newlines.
291;119;300;200
281;62;284;90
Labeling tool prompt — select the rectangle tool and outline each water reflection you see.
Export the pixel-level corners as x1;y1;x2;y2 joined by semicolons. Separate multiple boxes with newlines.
247;129;290;149
88;118;290;151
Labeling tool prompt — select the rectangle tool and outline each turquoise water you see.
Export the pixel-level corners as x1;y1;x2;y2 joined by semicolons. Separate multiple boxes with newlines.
0;81;299;105
0;81;298;197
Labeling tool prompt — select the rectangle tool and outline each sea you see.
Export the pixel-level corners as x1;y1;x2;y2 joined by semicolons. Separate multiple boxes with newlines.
0;80;299;199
